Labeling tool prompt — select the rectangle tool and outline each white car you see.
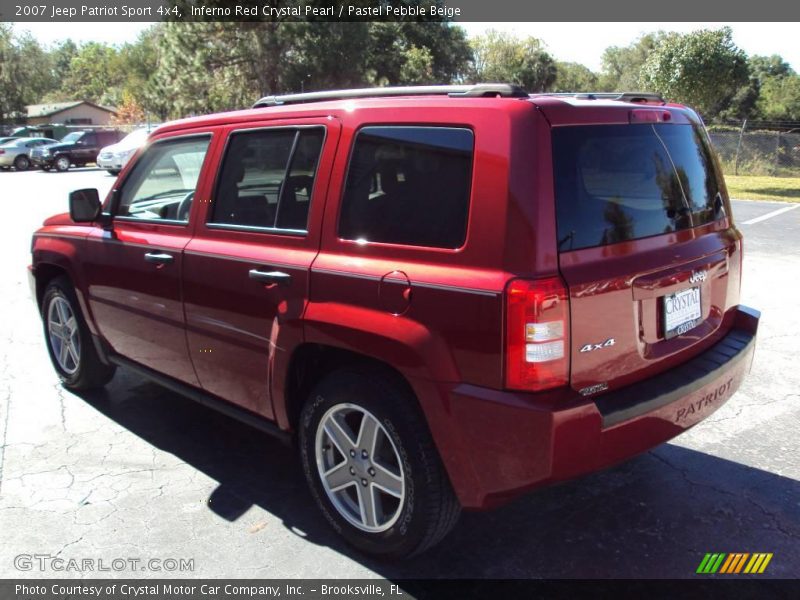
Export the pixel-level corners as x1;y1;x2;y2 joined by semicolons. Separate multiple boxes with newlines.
97;128;154;175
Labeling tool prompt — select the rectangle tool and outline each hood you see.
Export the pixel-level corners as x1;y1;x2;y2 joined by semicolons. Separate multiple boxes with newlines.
40;142;76;152
100;142;123;154
43;212;74;226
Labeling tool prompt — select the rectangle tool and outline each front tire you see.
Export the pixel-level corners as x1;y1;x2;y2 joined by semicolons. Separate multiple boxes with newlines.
54;156;70;172
299;368;461;558
42;277;116;390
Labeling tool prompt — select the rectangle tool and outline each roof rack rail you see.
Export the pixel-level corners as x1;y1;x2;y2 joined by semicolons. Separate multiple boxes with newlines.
253;84;530;108
534;92;665;104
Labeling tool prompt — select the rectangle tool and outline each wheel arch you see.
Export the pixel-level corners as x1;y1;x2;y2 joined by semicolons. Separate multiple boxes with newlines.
32;252;100;338
33;262;69;312
278;337;480;505
281;343;418;435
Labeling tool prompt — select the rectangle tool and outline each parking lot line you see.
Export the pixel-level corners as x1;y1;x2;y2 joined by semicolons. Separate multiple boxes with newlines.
741;203;800;225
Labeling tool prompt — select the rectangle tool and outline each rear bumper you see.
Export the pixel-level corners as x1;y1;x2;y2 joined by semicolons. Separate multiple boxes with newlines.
431;305;759;509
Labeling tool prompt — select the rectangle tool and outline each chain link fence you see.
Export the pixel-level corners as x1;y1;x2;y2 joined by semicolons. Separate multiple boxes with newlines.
708;120;800;177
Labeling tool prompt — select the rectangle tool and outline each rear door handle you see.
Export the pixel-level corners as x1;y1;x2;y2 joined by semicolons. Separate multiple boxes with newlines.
249;269;292;286
144;252;174;264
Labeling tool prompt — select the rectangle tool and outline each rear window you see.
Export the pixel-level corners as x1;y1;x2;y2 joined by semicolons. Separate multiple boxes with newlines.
553;124;725;251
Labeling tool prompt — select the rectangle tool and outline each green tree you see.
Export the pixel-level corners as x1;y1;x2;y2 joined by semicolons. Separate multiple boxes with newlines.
399;46;435;84
469;30;556;92
599;33;664;92
722;54;796;120
145;22;473;119
0;24;25;126
553;62;599;92
640;27;749;118
58;42;125;105
757;75;800;121
146;23;249;118
51;39;78;77
360;22;471;86
16;33;57;104
749;54;795;82
285;23;371;91
118;28;159;100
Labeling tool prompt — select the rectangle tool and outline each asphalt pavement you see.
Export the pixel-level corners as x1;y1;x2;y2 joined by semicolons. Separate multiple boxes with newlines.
0;167;798;580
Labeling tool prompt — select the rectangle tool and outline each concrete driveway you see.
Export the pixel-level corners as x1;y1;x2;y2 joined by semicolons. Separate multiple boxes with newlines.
0;168;798;579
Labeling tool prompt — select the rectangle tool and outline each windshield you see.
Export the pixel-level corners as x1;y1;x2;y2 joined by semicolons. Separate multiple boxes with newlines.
118;129;150;149
553;123;726;251
61;132;83;143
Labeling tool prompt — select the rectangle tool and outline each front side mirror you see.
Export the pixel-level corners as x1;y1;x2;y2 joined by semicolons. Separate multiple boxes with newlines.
69;188;102;222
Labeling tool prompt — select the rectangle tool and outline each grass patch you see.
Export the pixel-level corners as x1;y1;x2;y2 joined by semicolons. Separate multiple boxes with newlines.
723;175;800;202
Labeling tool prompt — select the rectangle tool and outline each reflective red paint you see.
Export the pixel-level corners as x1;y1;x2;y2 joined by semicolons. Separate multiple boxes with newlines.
30;93;758;510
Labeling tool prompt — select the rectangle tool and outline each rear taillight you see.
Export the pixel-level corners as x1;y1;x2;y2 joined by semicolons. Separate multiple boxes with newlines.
738;236;744;291
0;150;4;155
505;277;570;391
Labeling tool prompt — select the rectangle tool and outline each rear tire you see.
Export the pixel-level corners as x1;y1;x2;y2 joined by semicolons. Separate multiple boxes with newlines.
42;277;116;390
299;367;461;558
14;155;30;171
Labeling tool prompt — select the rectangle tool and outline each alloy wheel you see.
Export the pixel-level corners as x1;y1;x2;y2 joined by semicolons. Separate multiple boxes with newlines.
47;296;81;374
315;403;405;532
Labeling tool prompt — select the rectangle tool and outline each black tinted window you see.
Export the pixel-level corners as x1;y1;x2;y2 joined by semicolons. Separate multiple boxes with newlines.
212;128;324;231
553;124;724;251
339;126;473;248
276;129;324;230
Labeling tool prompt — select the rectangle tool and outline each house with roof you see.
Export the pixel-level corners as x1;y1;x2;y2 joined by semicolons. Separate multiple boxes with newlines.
25;101;117;126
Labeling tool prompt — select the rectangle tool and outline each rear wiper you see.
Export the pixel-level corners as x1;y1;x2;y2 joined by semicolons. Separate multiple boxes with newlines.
558;230;575;250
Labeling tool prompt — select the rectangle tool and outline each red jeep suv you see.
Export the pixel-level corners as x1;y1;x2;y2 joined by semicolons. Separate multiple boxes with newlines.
29;85;759;558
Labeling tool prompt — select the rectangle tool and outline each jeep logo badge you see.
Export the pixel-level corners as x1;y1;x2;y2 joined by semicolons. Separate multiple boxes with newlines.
689;270;708;284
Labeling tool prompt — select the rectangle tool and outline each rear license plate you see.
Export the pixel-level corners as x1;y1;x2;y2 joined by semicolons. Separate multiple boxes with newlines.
663;287;702;339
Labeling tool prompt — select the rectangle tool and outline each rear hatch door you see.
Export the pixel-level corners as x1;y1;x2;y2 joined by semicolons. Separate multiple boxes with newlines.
544;104;742;395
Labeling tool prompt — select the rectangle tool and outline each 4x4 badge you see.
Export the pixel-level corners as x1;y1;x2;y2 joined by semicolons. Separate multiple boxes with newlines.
580;338;616;353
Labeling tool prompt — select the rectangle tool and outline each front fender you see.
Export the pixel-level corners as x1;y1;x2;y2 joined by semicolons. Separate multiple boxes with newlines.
32;231;97;334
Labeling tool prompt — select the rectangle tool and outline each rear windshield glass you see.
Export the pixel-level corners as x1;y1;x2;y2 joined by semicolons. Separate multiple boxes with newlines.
553;124;724;251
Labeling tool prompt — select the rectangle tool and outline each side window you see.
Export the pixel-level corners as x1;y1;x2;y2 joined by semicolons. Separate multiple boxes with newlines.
276;129;324;230
81;134;97;146
117;136;211;223
338;126;473;249
211;127;325;231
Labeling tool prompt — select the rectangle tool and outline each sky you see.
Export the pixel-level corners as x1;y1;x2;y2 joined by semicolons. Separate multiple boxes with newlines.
12;21;800;73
